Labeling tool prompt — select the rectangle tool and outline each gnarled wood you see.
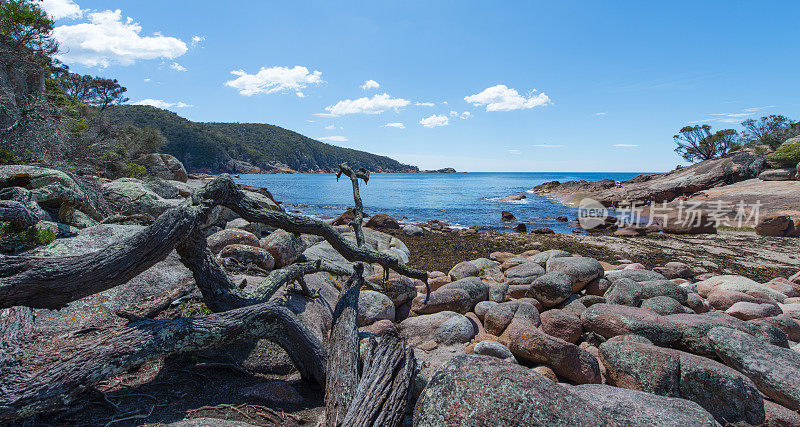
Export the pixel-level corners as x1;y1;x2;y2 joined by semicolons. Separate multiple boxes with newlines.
0;174;428;310
324;264;364;426
342;336;418;427
0;301;326;423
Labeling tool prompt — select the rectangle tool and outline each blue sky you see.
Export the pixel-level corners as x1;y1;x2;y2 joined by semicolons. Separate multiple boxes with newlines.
42;0;800;172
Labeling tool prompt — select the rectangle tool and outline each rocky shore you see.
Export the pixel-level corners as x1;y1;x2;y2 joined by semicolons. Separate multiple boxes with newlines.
2;162;800;426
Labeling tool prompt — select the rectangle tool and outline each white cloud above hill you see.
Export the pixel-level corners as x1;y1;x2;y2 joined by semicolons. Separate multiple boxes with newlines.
225;66;323;97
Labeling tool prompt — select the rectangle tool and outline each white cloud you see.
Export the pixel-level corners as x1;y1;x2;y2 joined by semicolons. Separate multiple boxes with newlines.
533;144;564;148
225;66;322;97
296;92;306;98
420;114;449;128
508;149;522;155
464;84;551;112
324;125;336;130
41;0;82;20
385;122;405;129
143;78;151;82
132;99;192;109
53;9;188;67
170;62;187;72
323;93;410;116
449;110;471;119
612;144;639;147
318;136;348;142
595;112;607;116
442;101;448;105
415;102;435;107
360;79;380;90
191;35;205;47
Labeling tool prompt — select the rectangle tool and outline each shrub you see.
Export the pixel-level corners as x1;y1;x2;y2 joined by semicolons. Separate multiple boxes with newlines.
122;162;148;179
766;143;800;168
0;222;56;254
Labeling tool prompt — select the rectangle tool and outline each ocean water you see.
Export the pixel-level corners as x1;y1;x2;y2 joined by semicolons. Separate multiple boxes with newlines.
237;172;641;234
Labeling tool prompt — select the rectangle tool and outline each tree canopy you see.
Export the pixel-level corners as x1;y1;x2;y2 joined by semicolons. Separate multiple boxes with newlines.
739;115;795;149
673;124;741;163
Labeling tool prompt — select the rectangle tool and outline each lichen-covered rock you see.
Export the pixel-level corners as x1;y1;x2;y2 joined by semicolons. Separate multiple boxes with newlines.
567;384;717;427
604;269;667;283
103;178;182;217
603;277;643;307
218;244;275;270
599;340;765;425
581;303;682;345
136;153;188;182
725;301;782;320
642;296;692;315
473;340;516;362
448;260;480;281
259;229;306;268
665;312;789;356
709;326;800;410
399;311;475;346
697;274;787;302
484;301;540;336
526;271;573;307
207;228;260;254
546;257;604;291
414;355;611;426
504;316;601;384
540;309;582;344
530;249;571;264
357;290;395;326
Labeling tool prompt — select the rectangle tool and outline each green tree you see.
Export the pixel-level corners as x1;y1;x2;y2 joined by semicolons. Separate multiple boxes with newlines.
740;115;794;149
60;74;128;110
0;0;57;56
673;124;741;163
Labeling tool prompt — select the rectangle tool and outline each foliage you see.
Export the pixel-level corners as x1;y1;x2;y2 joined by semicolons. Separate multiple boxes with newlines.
0;221;56;254
766;143;800;168
739;115;795;150
0;146;19;164
0;0;57;57
61;73;128;110
673;124;741;163
121;163;148;179
103;105;419;172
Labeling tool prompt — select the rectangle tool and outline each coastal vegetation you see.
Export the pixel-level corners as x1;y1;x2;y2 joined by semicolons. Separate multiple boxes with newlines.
103;105;419;173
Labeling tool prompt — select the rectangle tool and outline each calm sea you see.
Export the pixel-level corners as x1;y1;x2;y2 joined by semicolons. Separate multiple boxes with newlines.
237;172;641;234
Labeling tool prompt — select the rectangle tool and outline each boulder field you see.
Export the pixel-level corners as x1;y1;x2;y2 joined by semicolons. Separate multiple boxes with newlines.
359;244;800;425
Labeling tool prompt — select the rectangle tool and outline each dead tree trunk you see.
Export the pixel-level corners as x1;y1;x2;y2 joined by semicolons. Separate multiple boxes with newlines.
324;264;365;426
0;301;326;423
0;174;426;423
342;337;418;427
0;174;428;310
336;163;369;247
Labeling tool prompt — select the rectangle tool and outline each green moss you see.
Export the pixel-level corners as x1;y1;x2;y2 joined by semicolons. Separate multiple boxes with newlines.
766;143;800;167
0;222;56;253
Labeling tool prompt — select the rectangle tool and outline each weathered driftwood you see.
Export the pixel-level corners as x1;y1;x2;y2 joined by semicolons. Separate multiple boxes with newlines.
324;264;365;426
342;337;418;427
336;162;369;247
0;200;38;229
0;174;428;310
0;173;425;423
0;301;326;423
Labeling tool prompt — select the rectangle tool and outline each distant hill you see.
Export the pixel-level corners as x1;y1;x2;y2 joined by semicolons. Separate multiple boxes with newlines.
103;105;418;173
